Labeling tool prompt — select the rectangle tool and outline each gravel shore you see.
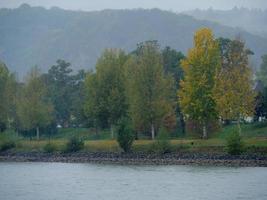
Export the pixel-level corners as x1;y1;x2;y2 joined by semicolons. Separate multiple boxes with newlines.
1;152;267;167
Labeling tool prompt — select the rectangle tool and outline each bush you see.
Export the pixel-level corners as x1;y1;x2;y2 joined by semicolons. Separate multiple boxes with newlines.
152;128;172;154
226;131;245;155
116;118;134;152
43;143;57;153
64;137;84;153
0;140;16;152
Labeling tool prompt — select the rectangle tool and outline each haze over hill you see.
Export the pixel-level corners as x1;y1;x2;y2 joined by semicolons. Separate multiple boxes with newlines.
0;4;267;76
185;8;267;38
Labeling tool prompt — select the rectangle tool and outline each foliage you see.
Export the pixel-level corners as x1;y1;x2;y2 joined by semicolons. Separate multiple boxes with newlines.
84;49;128;137
127;41;176;139
225;130;245;155
16;67;54;139
64;137;84;153
42;60;86;127
179;28;221;139
0;140;16;152
43;143;57;153
162;47;186;134
116;118;134;152
186;119;221;138
254;85;267;121
0;61;16;132
257;55;267;87
151;128;172;154
255;55;267;120
214;38;255;134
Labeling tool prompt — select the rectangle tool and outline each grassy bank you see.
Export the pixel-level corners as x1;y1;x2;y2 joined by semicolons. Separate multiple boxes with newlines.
1;122;267;155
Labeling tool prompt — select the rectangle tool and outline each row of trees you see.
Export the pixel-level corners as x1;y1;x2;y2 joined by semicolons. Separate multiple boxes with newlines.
179;29;255;138
84;28;257;139
0;28;266;140
84;41;187;140
0;60;86;139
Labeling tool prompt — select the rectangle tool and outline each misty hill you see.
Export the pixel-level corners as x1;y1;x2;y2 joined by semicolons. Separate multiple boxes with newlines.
185;7;267;38
0;4;267;76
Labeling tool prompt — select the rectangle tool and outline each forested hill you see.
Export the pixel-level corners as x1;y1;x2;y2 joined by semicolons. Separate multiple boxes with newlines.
184;8;267;39
0;4;267;76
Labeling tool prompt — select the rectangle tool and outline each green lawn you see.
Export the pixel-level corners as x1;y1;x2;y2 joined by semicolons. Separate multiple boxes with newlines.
1;122;267;153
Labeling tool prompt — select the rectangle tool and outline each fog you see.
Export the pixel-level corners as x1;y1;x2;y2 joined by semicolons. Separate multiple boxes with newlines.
0;0;267;11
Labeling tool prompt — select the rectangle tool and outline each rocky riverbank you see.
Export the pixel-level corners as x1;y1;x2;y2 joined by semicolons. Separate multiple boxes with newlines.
1;152;267;167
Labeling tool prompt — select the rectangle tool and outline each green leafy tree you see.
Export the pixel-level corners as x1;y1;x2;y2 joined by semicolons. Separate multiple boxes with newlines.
179;28;221;139
127;41;175;139
214;39;255;134
84;49;128;138
257;54;267;87
43;60;75;127
0;61;16;132
17;67;53;140
116;117;134;152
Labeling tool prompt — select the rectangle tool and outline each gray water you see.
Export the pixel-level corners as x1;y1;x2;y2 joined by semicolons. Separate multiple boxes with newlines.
0;163;267;200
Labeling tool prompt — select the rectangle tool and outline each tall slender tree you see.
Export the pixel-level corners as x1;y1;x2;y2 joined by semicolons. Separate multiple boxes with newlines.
179;28;220;139
214;39;255;134
0;61;16;132
84;49;128;138
17;67;53;140
127;41;175;139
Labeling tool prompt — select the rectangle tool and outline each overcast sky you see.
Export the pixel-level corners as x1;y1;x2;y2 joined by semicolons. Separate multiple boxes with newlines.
0;0;267;11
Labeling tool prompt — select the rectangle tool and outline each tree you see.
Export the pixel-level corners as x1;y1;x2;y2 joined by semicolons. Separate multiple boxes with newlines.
0;61;16;132
178;28;220;139
70;69;87;126
257;55;267;87
127;41;175;139
255;55;267;120
254;83;267;121
214;39;255;135
84;49;128;138
116;117;134;152
162;46;186;134
43;60;74;127
0;62;10;131
17;67;53;140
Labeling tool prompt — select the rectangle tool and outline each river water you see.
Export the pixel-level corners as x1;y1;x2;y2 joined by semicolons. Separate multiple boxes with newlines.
0;162;266;200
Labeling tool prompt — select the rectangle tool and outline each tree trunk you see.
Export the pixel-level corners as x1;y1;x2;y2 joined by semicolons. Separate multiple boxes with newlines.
135;131;139;140
36;126;40;140
151;124;155;140
202;124;207;139
110;125;114;139
180;114;186;135
237;119;242;136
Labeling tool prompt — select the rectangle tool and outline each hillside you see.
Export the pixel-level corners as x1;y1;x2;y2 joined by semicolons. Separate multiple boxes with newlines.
0;4;267;76
185;7;267;38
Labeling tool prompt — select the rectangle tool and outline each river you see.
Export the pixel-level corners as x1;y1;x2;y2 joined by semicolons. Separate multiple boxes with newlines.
0;162;266;200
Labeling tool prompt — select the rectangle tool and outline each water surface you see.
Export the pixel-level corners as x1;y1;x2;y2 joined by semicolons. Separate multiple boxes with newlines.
0;162;267;200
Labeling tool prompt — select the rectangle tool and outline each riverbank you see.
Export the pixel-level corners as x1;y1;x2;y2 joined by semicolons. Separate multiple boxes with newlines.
1;152;267;167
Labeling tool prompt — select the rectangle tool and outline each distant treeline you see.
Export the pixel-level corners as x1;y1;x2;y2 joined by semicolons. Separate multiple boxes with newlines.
0;28;267;140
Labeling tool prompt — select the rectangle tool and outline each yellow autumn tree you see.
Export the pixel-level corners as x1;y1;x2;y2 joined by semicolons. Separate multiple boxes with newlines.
214;39;255;135
178;28;220;139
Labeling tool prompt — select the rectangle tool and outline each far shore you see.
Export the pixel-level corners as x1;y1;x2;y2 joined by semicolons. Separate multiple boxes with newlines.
1;152;267;167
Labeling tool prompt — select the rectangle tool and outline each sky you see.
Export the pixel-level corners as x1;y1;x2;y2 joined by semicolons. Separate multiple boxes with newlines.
0;0;267;11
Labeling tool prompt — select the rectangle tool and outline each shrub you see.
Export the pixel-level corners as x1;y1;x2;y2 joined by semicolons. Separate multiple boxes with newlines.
152;128;172;154
43;143;57;153
64;137;84;153
116;118;134;152
226;131;245;155
0;140;16;152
